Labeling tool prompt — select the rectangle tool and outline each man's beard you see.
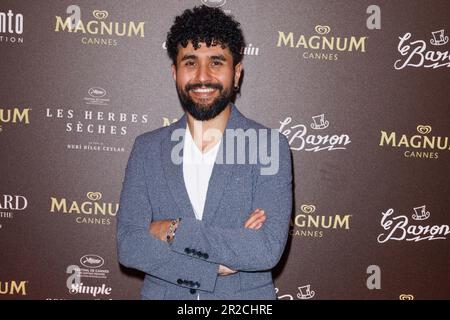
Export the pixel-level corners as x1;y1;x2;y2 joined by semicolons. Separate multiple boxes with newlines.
177;82;233;121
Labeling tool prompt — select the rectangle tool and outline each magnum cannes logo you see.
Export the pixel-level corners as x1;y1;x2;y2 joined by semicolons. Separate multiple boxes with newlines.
50;192;118;225
277;25;367;61
290;204;351;238
55;9;145;46
380;125;449;159
0;281;28;295
0;107;30;133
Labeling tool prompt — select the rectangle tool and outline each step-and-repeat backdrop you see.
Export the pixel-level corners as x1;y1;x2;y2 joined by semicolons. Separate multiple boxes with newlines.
1;0;449;300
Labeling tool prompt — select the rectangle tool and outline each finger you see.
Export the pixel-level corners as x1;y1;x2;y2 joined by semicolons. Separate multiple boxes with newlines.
244;212;265;228
246;216;266;229
244;211;266;227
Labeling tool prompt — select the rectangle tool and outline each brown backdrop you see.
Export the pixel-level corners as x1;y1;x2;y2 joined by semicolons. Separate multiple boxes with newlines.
0;0;449;300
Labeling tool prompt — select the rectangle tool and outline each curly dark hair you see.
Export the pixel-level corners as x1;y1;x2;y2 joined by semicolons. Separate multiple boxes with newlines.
166;5;245;67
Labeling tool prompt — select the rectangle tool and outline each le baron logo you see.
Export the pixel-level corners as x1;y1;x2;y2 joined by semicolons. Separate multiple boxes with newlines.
0;9;24;44
0;281;28;296
290;204;351;238
55;7;145;46
66;265;111;298
84;87;110;106
279;114;351;152
0;194;28;230
277;25;368;61
377;205;450;243
276;284;316;300
380;125;449;159
50;192;118;226
395;29;450;70
0;107;31;133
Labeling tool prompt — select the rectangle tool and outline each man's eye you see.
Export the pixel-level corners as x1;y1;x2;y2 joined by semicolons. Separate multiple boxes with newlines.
211;61;223;66
185;61;195;66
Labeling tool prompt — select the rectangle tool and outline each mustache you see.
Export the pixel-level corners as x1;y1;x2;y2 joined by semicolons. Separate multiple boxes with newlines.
185;82;223;92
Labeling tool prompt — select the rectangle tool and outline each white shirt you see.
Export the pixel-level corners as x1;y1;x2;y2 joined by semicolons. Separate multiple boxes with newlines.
183;124;221;221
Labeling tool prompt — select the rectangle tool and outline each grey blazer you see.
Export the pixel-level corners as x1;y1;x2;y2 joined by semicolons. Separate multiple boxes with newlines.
116;104;293;300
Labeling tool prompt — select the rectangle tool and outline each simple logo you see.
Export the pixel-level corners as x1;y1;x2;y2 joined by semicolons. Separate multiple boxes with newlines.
399;294;414;300
69;283;112;297
377;206;450;243
280;115;351;152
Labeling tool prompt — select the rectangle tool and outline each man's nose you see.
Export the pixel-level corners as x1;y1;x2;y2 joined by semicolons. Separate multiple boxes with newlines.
195;63;212;83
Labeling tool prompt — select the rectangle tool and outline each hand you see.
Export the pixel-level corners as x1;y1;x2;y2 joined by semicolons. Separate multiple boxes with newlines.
218;264;237;276
218;208;267;276
149;220;172;241
244;208;266;230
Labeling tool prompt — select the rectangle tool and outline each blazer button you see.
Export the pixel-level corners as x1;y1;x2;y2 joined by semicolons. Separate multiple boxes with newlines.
191;249;197;255
177;279;183;285
203;253;209;259
184;248;191;254
190;289;197;295
194;282;200;288
196;251;203;257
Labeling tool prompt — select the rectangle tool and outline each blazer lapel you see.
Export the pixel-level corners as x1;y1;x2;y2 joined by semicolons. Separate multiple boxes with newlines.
160;114;196;220
201;105;246;225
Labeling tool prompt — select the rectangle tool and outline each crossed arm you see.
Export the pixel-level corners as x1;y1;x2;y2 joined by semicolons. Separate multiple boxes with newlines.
149;208;268;276
117;134;292;291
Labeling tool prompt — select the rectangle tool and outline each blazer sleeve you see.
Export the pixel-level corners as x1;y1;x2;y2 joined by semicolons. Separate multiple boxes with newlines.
116;136;219;292
170;134;293;272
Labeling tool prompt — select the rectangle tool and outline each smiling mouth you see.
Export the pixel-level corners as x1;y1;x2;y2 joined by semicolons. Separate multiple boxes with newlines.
190;87;218;98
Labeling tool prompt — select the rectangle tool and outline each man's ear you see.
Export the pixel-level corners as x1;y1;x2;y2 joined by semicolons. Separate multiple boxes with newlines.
234;62;243;87
171;64;177;82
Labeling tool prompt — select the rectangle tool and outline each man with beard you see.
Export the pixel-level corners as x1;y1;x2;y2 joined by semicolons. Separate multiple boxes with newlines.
117;5;293;300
